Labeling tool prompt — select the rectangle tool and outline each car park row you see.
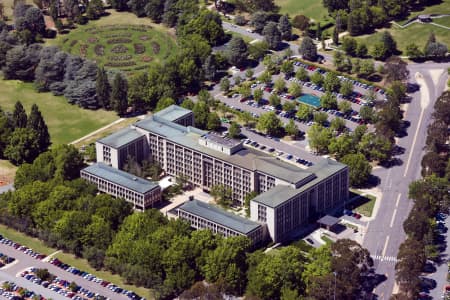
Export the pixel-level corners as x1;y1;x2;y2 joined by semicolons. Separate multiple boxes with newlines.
0;280;45;300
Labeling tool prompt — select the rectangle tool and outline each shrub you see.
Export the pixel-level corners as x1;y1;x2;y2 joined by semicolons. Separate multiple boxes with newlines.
94;44;104;56
151;41;160;54
110;44;128;53
133;43;145;54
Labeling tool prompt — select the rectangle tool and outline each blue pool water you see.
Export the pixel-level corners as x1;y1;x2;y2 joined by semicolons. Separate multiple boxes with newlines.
297;94;321;108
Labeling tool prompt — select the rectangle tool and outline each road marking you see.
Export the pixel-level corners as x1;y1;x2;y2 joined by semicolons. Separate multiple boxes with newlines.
403;108;425;177
395;193;401;207
390;208;397;228
382;235;390;257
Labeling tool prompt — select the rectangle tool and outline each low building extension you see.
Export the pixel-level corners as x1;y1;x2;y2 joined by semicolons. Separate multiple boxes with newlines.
81;162;161;211
178;198;265;244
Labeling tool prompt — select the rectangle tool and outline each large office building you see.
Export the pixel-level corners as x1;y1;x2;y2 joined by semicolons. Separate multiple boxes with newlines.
88;105;349;242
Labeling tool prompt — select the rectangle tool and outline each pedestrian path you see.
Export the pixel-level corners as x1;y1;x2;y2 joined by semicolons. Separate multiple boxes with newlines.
372;255;398;264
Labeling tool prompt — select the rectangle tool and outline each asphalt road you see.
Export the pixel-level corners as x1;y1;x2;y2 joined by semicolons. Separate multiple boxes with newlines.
362;65;450;299
0;242;130;300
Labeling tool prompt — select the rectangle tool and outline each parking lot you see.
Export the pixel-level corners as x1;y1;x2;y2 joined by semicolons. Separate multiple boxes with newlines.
0;236;142;300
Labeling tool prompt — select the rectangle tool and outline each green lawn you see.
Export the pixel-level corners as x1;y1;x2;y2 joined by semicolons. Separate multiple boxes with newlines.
355;23;450;55
0;79;118;145
47;10;177;73
0;224;154;299
433;16;450;28
275;0;330;22
348;190;376;217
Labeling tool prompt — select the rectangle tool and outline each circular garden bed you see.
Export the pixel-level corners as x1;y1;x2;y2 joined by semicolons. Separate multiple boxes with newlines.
60;24;177;72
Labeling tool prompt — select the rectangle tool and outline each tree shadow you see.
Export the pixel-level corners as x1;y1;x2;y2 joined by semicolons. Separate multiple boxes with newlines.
360;270;387;298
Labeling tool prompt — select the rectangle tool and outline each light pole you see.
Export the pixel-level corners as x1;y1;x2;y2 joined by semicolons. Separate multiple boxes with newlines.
333;271;337;300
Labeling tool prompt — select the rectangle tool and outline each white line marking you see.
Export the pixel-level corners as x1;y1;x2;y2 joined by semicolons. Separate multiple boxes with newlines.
395;193;401;207
403;108;425;177
390;208;397;228
382;236;390;257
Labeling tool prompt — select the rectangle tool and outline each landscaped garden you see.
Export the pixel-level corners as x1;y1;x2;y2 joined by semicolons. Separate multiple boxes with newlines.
51;10;178;72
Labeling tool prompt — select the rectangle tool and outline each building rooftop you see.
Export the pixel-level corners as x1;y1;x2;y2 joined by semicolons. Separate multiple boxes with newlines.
153;105;192;122
252;159;347;208
317;215;340;227
134;116;314;185
178;199;261;235
201;132;241;148
81;162;159;194
97;127;144;149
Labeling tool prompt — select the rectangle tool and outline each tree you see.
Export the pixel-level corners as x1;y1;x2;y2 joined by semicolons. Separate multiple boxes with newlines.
262;22;281;50
248;40;269;60
227;37;248;67
228;122;241;139
207;112;221;131
339;80;353;97
341;37;357;56
425;42;448;59
110;0;128;11
328;133;354;159
210;184;232;207
330;117;346;133
23;7;46;37
193;101;209;129
355;42;368;58
323;72;341;92
359;105;375;123
295;67;309;81
284;119;298;138
12;101;28;128
384;56;409;83
96;67;110;109
313;112;328;125
283;101;296;112
111;73;128;115
274;78;286;92
219;77;230;92
332;26;339;45
358;59;375;78
3;44;42;81
405;43;422;60
278;15;292;40
27;104;50;152
296;104;313;121
424;32;436;54
288;82;302;97
310;72;324;86
257;112;283;136
308;124;331;154
280;60;293;75
245;69;254;79
395;238;425;298
377;31;397;59
4;128;39;165
155;97;175;112
203;55;218;81
299;37;317;61
340;153;372;187
86;0;104;19
253;88;263;104
338;101;352;114
320;92;338;109
292;15;309;31
269;93;281;107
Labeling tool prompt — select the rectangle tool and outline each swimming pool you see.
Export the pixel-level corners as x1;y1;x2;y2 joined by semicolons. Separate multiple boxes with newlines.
297;94;321;108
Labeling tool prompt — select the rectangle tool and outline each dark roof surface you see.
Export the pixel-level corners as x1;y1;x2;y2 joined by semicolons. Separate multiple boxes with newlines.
317;215;340;227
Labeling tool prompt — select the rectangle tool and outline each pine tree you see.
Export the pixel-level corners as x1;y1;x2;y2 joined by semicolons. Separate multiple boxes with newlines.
111;73;128;116
333;26;339;45
316;22;321;40
12;101;27;128
96;67;110;109
424;32;436;53
27;103;51;152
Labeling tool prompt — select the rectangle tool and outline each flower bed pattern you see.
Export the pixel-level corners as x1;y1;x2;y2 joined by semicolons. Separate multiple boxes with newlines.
110;44;128;53
104;61;136;67
151;41;160;54
108;55;132;61
107;38;132;44
134;43;145;54
94;44;105;56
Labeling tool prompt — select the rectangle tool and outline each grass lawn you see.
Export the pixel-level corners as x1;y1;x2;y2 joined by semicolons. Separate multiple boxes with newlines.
275;0;329;23
433;16;450;27
0;159;17;184
349;189;376;217
47;10;177;73
0;224;154;299
0;79;118;145
73;116;142;148
355;23;450;55
2;0;34;21
321;235;334;244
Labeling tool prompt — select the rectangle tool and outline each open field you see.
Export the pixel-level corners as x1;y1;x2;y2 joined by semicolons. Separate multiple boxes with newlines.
0;224;153;299
0;159;17;184
433;16;450;27
47;10;177;73
355;23;450;55
0;79;118;145
275;0;329;22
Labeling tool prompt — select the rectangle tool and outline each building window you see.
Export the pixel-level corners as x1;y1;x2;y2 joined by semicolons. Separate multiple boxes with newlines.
258;205;267;222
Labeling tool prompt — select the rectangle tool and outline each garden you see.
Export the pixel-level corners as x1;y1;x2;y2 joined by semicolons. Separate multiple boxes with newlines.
56;20;177;72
